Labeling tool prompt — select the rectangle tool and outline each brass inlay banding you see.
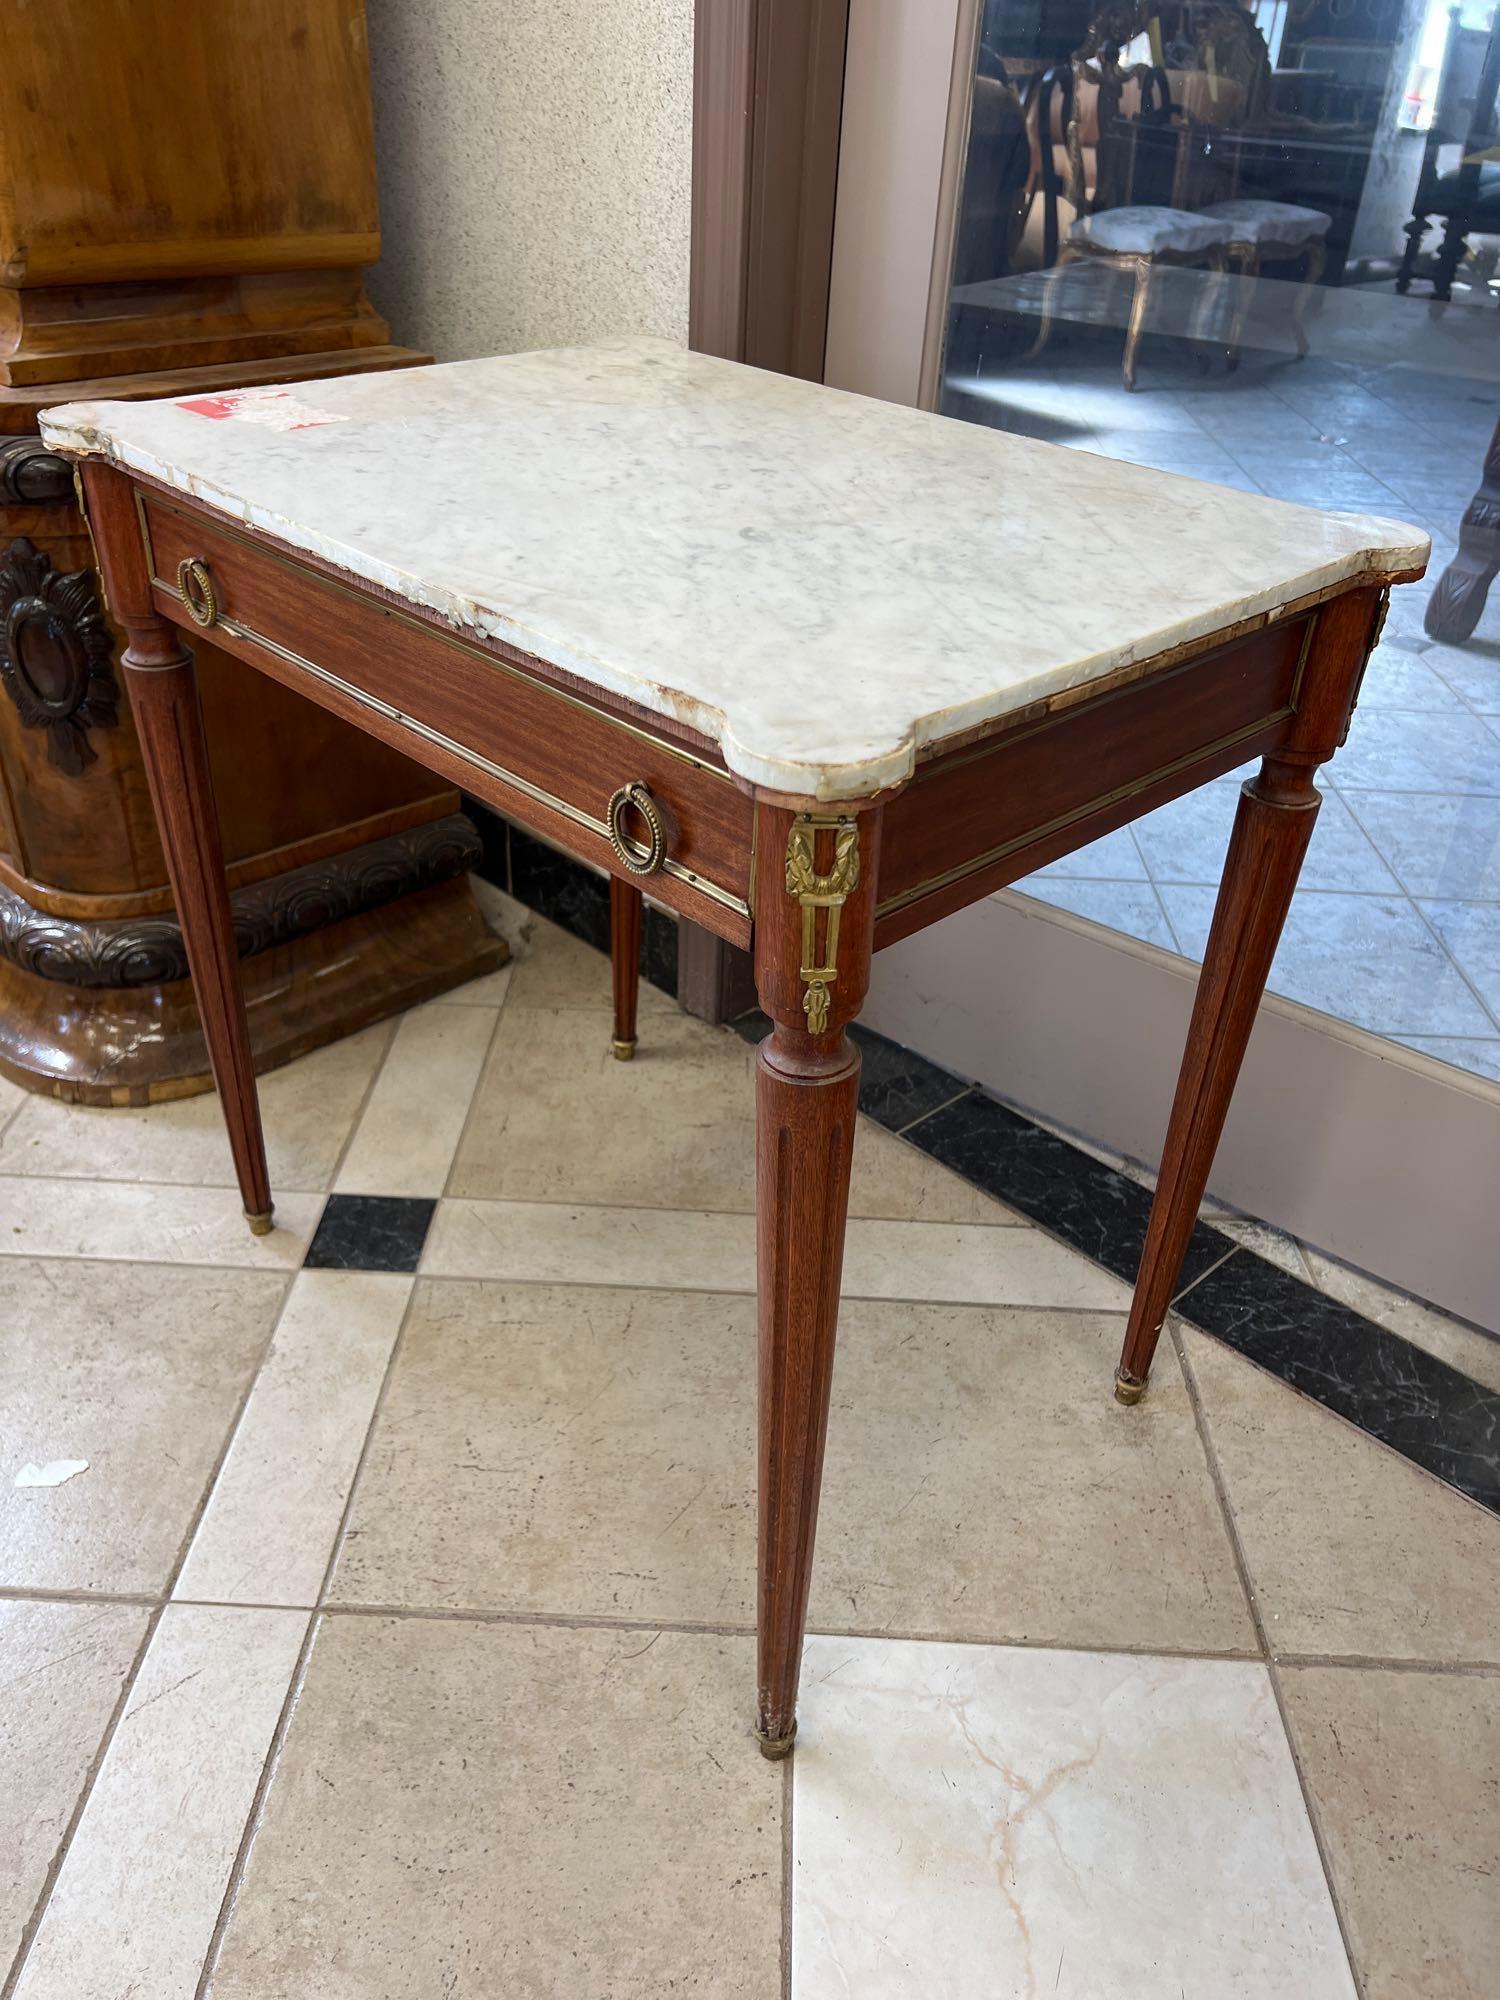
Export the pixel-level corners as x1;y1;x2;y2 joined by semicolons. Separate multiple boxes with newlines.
134;489;731;782
140;549;747;920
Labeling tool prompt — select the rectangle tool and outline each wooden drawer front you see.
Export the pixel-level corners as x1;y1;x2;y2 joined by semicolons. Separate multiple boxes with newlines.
139;493;754;932
876;616;1311;939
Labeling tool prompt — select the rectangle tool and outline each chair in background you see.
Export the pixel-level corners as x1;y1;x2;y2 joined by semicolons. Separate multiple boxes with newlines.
1398;9;1500;301
1028;1;1334;382
1027;6;1236;387
1198;197;1332;362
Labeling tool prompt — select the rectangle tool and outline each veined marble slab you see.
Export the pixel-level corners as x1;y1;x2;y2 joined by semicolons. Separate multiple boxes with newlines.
41;339;1428;799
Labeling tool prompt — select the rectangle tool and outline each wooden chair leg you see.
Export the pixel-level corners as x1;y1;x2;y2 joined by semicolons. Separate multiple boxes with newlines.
1434;215;1469;301
1292;239;1325;358
609;875;642;1060
1024;247;1077;364
752;802;878;1756
1122;257;1153;391
1396;211;1427;294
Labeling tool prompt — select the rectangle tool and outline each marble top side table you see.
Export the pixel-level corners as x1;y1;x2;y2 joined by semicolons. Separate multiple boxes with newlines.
42;340;1427;1755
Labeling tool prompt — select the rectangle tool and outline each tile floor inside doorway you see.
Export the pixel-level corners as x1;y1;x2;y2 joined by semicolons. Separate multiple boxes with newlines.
2;888;1497;1997
945;338;1500;1087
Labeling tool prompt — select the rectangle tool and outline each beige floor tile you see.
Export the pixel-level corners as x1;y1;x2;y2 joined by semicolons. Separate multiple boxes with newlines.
328;1280;755;1620
431;879;516;1007
450;1003;1012;1221
794;1638;1354;1999
205;1616;781;1999
0;1600;150;1973
1;1260;286;1594
0;1024;389;1192
0;1178;321;1267
502;906;678;1014
0;1072;27;1134
423;1198;1124;1306
334;1005;496;1198
331;1283;1248;1651
13;1604;307;2000
1299;1245;1500;1394
811;1302;1252;1651
176;1272;413;1608
1279;1665;1500;2000
1184;1330;1500;1663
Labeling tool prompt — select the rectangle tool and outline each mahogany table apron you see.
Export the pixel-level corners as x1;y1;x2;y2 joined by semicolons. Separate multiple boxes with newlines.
73;455;1405;1760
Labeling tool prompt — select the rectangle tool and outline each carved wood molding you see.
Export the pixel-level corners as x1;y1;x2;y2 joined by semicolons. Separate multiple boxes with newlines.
0;810;483;988
0;535;121;775
0;436;76;506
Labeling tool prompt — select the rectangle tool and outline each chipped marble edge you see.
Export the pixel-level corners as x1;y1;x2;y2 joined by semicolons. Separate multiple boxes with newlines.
40;404;1432;803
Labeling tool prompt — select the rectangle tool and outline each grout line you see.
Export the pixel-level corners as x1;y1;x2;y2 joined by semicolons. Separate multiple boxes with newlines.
1170;1241;1242;1305
0;1584;159;1607
2;1267;297;1997
1405;897;1500;1039
441;974;530;1206
781;1757;794;2000
194;1267;429;1994
1;1601;166;2000
1169;1320;1370;2000
319;1014;404;1195
411;1266;1130;1311
192;1609;320;2000
891;1086;972;1136
316;1600;1265;1663
1275;1650;1500;1677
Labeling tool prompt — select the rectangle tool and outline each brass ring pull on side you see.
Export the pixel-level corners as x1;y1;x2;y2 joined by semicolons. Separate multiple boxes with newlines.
606;780;667;875
177;557;218;629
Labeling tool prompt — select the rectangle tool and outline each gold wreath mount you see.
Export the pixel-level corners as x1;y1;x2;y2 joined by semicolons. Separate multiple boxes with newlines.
785;814;860;1034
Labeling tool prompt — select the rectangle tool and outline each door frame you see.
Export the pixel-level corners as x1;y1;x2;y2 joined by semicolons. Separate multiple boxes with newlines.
681;0;852;1021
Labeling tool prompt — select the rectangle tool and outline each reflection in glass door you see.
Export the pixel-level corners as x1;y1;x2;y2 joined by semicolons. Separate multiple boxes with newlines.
942;0;1500;1089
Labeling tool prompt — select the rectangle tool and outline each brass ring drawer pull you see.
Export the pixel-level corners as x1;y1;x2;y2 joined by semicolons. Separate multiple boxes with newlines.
606;780;667;875
177;557;218;629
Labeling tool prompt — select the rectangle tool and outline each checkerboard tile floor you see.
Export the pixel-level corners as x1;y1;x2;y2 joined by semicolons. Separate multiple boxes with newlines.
2;886;1496;1997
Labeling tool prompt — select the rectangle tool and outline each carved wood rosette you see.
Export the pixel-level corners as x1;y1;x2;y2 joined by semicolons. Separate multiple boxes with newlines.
0;535;120;776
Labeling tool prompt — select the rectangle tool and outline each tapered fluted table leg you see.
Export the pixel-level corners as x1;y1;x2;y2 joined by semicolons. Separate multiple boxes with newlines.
80;462;273;1233
1114;761;1316;1399
610;875;642;1060
1115;587;1387;1401
752;801;878;1755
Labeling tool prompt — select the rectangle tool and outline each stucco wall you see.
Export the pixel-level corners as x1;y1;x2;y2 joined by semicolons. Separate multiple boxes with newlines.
365;0;693;360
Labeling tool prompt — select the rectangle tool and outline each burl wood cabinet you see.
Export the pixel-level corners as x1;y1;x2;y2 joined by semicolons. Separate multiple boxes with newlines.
0;0;502;1102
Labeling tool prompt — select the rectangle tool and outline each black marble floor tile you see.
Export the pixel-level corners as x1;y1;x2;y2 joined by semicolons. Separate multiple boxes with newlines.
305;1194;437;1273
499;818;679;997
730;1015;967;1129
906;1088;1233;1294
1177;1250;1500;1515
847;1022;970;1130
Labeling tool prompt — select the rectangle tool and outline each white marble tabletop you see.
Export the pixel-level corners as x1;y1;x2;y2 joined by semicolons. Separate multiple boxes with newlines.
41;338;1428;798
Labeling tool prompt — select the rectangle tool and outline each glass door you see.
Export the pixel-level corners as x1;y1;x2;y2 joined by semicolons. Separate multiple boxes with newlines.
944;0;1500;1089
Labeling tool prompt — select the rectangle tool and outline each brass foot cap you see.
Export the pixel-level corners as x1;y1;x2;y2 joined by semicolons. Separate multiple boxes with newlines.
1113;1368;1146;1407
611;1038;637;1062
245;1208;276;1238
756;1721;797;1761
